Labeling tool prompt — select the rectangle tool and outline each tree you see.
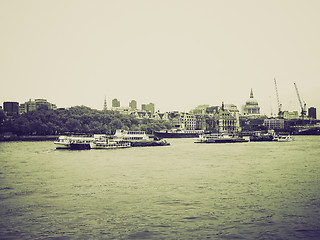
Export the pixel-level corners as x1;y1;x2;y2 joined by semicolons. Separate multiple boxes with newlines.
109;119;123;133
65;118;82;133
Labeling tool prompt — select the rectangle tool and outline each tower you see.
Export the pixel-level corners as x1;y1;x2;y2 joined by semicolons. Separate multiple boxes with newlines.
103;96;107;111
242;89;260;116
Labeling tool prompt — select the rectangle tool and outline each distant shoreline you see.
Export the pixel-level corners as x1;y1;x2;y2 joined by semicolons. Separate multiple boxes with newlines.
0;135;58;142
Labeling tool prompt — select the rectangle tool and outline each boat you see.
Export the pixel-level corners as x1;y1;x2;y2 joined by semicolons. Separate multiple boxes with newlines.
90;135;131;149
55;135;95;150
54;136;71;149
114;130;150;141
250;132;275;142
114;129;170;147
69;136;94;150
194;133;248;143
154;125;204;138
272;135;294;142
130;136;170;147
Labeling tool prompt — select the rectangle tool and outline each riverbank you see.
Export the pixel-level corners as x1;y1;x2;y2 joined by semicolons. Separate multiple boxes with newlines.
0;135;58;142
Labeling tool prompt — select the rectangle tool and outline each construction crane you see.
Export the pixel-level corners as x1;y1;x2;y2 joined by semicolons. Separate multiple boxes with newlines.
274;78;282;117
294;82;307;119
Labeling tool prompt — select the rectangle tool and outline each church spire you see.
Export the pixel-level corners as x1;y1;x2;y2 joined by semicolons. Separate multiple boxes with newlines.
103;96;107;111
250;88;254;98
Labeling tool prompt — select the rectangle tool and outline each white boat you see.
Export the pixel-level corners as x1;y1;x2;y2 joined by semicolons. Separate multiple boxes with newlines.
154;127;204;138
194;133;248;143
113;129;170;147
69;136;95;150
54;136;71;149
114;129;149;141
273;135;294;142
54;135;95;150
90;135;131;149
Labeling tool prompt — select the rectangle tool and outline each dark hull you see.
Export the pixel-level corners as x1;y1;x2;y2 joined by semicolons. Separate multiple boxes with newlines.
154;132;201;138
250;136;274;142
131;140;170;147
294;128;320;135
196;139;248;143
70;143;91;150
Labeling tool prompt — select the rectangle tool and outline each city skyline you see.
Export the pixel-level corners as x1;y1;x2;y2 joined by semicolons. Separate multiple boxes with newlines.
1;1;319;118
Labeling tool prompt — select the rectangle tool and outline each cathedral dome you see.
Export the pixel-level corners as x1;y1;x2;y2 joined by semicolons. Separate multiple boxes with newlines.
246;89;258;105
242;89;260;115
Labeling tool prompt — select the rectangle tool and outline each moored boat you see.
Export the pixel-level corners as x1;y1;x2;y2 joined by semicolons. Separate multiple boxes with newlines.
69;136;94;150
272;135;294;142
194;133;248;143
154;127;204;138
114;129;170;147
90;135;131;149
55;135;95;150
54;136;71;149
250;132;275;142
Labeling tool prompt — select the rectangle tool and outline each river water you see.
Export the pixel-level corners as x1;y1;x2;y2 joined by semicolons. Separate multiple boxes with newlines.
0;136;320;239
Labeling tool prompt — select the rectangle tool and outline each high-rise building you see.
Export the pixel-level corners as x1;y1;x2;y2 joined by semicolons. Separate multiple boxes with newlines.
104;96;107;111
112;98;120;108
129;100;137;110
19;99;56;113
141;103;155;114
308;107;317;119
3;102;19;116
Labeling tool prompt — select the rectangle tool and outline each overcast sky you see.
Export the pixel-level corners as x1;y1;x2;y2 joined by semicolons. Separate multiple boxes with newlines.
1;0;319;117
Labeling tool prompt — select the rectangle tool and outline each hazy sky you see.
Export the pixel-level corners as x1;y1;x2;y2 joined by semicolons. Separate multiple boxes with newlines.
1;0;319;117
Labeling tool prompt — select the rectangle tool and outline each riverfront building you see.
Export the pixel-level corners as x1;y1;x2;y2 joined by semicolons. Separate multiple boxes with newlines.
264;118;285;130
19;99;56;114
308;107;317;119
3;102;19;116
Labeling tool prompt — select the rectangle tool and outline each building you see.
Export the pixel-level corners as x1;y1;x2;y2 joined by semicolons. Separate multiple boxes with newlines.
190;105;209;115
141;103;155;114
19;99;57;113
3;102;19;116
112;98;120;108
167;112;197;130
153;111;169;121
224;103;240;129
242;89;260;116
264;118;285;130
103;96;107;111
308;107;316;119
129;100;137;110
181;113;197;130
189;103;240;132
283;111;299;120
216;104;238;133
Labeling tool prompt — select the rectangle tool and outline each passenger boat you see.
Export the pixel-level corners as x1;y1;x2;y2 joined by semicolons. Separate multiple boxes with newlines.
114;129;170;147
69;136;94;150
54;136;71;149
272;135;294;142
194;133;248;143
250;132;274;142
54;135;95;150
114;130;149;141
90;135;131;149
154;127;204;138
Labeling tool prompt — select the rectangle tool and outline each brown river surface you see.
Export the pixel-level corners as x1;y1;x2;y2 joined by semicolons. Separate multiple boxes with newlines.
1;136;320;239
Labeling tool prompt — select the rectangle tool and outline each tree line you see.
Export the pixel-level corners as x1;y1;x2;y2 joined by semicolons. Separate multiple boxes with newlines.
0;106;172;136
